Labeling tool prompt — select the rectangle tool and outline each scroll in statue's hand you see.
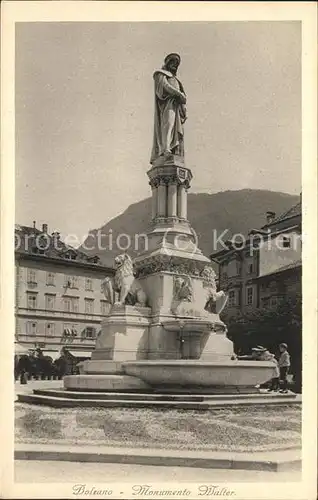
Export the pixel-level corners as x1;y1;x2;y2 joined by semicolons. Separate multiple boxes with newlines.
179;93;187;104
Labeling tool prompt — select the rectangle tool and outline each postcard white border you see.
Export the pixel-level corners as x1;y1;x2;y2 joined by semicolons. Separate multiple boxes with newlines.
1;2;317;499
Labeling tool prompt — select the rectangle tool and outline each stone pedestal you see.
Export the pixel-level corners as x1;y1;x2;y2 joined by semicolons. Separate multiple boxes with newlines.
63;153;276;396
64;305;152;392
200;331;235;362
91;305;151;362
64;374;150;392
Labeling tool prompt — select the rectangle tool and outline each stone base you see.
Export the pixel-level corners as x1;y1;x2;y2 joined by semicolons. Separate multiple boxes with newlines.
80;360;124;375
122;360;276;390
63;374;150;392
18;388;300;409
151;385;259;394
200;333;234;361
150;154;185;168
92;305;151;361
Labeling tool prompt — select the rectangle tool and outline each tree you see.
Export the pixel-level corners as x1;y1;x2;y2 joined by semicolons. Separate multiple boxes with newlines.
222;292;302;390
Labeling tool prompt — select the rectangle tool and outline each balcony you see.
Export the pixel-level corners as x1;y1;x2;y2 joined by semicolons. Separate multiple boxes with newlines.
16;332;96;348
17;307;104;323
26;281;38;289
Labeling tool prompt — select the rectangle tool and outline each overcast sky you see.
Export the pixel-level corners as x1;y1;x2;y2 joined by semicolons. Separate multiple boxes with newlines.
16;21;301;241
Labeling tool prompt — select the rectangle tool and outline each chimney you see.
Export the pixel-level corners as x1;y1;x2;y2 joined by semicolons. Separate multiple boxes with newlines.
33;221;36;229
52;231;61;248
266;211;276;224
42;223;48;233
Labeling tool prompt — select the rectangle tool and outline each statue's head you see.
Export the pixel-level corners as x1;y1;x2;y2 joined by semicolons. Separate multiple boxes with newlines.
201;266;216;286
114;253;132;269
163;53;181;75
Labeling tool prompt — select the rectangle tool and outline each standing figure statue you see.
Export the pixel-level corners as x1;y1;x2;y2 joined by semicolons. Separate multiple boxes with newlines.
150;53;187;164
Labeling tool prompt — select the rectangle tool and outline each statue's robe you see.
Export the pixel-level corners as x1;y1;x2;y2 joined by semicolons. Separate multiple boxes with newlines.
150;69;187;164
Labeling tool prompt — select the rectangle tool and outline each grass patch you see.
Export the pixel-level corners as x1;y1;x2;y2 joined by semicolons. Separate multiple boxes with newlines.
15;403;301;452
16;409;62;439
227;416;301;433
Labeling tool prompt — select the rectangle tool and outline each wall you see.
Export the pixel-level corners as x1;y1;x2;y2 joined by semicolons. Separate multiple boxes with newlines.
15;257;112;350
259;231;301;277
259;267;301;308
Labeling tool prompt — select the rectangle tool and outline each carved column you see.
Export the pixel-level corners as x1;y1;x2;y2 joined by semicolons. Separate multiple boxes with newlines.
151;184;158;219
178;183;187;219
168;182;177;217
157;179;166;217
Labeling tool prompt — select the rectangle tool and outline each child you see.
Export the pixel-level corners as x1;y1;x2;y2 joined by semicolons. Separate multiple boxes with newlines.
278;343;291;393
267;354;280;392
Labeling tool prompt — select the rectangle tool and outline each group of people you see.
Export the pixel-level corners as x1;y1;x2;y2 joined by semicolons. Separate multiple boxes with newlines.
236;342;291;393
14;349;68;384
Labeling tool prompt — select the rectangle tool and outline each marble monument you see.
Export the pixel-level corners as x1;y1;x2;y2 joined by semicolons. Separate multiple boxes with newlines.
64;53;275;394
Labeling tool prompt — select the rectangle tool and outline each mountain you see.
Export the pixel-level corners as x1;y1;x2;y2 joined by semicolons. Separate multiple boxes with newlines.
81;189;300;268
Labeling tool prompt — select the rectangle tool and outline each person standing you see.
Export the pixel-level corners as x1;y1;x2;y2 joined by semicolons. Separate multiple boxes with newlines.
18;355;29;385
278;343;291;393
267;354;280;392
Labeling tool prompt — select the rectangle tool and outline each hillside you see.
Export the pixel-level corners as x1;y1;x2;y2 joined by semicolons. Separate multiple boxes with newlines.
81;189;299;267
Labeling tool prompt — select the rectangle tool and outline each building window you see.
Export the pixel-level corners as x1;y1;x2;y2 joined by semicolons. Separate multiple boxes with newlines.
27;269;37;285
228;290;236;307
27;292;37;309
72;297;79;313
100;300;109;315
63;297;71;312
62;324;72;342
62;324;78;341
64;275;72;288
63;323;71;334
248;263;254;274
282;236;291;248
246;286;254;306
269;280;278;293
85;278;93;291
222;272;228;280
85;326;96;339
261;297;270;307
63;297;79;313
46;272;55;286
26;321;37;335
64;275;79;289
271;297;278;307
85;299;94;314
46;322;55;336
71;276;79;289
45;294;55;311
65;251;77;260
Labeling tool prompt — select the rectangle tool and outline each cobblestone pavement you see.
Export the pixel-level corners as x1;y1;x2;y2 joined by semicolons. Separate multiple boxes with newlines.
15;460;301;483
15;380;62;399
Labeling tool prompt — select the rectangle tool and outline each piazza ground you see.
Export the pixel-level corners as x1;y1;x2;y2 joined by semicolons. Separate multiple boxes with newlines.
15;401;301;453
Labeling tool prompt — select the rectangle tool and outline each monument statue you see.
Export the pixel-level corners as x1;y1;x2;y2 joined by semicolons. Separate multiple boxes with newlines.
101;254;147;307
150;53;187;164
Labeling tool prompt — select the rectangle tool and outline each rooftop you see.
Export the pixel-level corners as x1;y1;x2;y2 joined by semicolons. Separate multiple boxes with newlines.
15;223;113;270
262;199;302;229
257;259;302;279
210;197;302;261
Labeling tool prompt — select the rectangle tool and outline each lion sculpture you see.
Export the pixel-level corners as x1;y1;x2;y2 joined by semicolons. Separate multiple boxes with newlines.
201;266;228;315
101;253;147;307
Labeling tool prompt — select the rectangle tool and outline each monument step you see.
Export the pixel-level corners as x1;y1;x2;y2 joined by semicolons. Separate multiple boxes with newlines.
17;392;301;409
32;388;298;402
